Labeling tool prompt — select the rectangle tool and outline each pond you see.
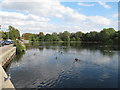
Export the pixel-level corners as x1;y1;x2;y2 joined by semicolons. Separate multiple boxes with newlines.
6;42;119;88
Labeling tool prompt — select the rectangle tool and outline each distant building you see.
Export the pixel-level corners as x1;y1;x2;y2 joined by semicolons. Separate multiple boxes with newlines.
22;39;29;43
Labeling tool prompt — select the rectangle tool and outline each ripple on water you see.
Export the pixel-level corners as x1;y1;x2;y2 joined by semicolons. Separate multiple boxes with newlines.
43;79;56;87
32;78;57;88
7;44;118;88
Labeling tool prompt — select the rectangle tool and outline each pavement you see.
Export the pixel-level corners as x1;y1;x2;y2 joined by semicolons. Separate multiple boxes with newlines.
0;65;15;89
0;44;14;55
0;44;15;89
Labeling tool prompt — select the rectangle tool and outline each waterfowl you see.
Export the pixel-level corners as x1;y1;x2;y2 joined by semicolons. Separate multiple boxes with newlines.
75;58;79;61
8;74;11;80
4;73;11;81
55;57;58;59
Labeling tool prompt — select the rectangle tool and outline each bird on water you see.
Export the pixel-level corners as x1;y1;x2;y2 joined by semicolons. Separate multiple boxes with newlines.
75;58;81;61
55;57;58;59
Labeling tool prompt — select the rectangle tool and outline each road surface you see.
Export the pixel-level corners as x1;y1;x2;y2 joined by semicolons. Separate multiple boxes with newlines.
0;44;14;55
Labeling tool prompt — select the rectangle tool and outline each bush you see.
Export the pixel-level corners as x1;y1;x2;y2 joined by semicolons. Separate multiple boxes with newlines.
13;40;26;53
13;40;18;46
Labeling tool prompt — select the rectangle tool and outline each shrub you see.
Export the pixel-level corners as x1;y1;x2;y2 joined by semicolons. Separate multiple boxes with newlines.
13;40;26;53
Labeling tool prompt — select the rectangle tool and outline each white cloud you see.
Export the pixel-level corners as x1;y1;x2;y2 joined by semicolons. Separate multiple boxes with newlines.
0;0;116;34
0;10;54;34
0;11;50;22
88;16;111;25
78;2;94;7
112;13;120;18
1;0;87;21
98;2;111;9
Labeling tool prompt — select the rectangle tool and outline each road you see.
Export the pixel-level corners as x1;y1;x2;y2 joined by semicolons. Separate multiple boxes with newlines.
0;44;14;55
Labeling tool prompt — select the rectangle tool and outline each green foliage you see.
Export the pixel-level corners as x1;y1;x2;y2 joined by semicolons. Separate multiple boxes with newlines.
39;32;44;41
20;28;118;45
1;25;20;40
0;24;118;45
111;30;120;44
39;35;44;41
75;31;83;41
29;35;36;41
82;31;98;42
22;33;33;40
70;37;76;41
58;31;70;41
99;28;116;43
51;33;61;41
1;32;7;40
8;26;20;40
44;34;53;41
63;31;70;41
13;40;26;53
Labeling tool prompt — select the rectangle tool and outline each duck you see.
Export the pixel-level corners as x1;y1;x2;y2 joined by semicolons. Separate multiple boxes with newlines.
75;58;79;61
55;57;58;59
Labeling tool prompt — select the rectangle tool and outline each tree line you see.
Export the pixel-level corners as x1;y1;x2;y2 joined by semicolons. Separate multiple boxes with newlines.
22;28;120;44
0;25;120;44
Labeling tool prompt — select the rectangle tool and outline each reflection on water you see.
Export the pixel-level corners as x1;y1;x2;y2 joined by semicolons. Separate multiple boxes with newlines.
6;42;118;88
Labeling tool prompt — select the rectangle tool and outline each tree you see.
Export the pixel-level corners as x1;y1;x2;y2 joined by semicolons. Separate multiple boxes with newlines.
39;32;44;41
2;32;8;40
58;32;64;41
8;26;20;40
70;33;76;41
52;32;60;41
99;28;116;43
112;30;120;44
70;37;76;41
22;33;33;40
0;26;2;40
44;34;53;41
39;32;44;36
76;31;83;41
29;35;36;41
62;31;70;41
20;27;118;44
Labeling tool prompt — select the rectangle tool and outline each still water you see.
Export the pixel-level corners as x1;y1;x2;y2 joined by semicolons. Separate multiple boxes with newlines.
6;42;118;88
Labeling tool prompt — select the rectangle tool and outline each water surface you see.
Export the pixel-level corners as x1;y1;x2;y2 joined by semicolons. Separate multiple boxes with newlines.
6;42;118;88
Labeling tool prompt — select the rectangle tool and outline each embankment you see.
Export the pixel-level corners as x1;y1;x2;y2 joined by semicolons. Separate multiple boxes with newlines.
0;45;16;89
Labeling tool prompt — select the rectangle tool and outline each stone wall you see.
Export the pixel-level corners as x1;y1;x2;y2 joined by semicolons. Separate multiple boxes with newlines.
0;46;16;89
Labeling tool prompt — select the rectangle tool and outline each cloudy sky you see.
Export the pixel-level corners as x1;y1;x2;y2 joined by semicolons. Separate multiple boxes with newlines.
0;0;118;34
